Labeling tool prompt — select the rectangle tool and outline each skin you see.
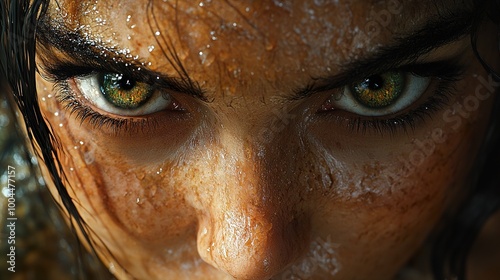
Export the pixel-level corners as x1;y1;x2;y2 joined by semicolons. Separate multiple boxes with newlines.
31;0;500;279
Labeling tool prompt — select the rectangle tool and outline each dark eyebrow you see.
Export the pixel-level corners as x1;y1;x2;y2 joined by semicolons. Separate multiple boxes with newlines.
36;18;207;101
294;10;474;100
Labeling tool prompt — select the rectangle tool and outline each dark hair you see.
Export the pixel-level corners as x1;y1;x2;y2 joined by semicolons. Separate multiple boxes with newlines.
0;0;499;279
0;0;111;278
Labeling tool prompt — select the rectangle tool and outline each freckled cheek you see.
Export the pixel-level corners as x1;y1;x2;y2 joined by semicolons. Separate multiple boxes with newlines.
89;159;198;246
35;78;201;246
303;109;486;270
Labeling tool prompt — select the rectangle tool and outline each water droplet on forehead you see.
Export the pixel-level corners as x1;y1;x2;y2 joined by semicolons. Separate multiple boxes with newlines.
148;45;155;52
210;30;218;41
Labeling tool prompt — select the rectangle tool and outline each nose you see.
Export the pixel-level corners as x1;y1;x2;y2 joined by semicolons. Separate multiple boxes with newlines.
194;135;308;279
197;199;305;279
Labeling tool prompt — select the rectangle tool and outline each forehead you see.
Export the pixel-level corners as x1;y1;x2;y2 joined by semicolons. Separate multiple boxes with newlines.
43;0;469;96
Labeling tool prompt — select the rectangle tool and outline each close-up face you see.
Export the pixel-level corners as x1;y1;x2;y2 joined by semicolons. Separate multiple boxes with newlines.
31;0;499;279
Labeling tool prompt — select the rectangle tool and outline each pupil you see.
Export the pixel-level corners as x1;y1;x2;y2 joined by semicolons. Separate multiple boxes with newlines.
365;75;384;91
117;75;136;91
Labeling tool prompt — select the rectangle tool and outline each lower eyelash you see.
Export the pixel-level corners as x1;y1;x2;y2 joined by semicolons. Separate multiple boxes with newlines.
325;80;457;136
54;82;160;135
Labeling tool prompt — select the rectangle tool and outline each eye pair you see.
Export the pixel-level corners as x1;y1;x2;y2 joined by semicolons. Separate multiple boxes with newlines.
75;71;430;117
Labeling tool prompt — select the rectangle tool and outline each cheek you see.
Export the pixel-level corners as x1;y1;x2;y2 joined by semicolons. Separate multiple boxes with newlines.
35;78;203;269
299;80;493;277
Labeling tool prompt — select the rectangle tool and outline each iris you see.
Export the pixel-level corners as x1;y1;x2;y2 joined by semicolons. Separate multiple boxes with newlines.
351;71;405;108
99;73;154;109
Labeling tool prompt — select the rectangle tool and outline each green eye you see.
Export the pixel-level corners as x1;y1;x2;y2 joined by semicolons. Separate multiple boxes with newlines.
99;73;154;109
350;71;405;108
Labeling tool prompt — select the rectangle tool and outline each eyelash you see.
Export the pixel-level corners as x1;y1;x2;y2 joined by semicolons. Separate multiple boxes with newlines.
46;61;464;136
318;62;464;135
54;80;162;135
341;82;456;135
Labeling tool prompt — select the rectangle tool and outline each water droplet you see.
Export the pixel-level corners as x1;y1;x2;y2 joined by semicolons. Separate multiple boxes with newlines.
198;50;215;66
265;40;276;51
148;45;155;52
54;112;59;117
155;31;161;36
210;30;217;41
84;152;94;165
150;185;158;196
109;263;116;274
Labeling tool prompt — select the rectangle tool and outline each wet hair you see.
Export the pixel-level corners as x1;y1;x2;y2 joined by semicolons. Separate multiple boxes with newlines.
0;0;499;279
0;1;111;278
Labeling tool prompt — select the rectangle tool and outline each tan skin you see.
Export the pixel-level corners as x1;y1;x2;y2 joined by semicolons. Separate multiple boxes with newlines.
31;0;500;279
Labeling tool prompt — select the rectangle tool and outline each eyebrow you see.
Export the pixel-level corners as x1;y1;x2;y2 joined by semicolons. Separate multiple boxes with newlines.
294;10;474;99
36;19;207;101
36;9;473;102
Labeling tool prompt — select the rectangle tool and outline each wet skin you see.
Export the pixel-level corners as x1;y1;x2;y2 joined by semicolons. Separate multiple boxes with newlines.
33;0;500;279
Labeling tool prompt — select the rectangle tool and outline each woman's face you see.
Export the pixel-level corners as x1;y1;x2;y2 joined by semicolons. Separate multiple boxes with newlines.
33;0;499;279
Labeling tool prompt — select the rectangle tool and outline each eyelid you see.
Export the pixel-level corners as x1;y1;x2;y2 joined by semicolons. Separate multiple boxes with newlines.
315;63;463;135
296;58;466;101
72;74;175;117
39;57;207;101
335;74;431;117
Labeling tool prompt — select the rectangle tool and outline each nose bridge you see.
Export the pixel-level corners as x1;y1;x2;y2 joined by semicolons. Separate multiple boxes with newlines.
194;127;308;279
